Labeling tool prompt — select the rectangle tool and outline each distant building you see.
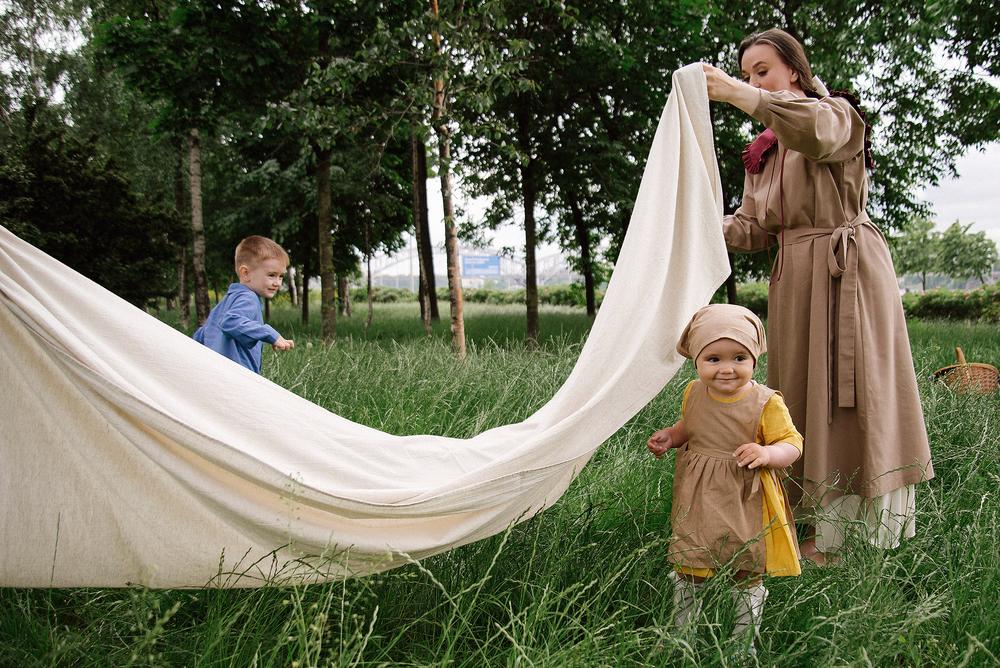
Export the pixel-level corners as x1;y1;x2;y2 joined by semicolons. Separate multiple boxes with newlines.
364;241;583;291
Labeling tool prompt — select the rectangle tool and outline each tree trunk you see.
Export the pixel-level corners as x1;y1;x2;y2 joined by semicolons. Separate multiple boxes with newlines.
188;128;210;324
286;265;298;306
362;219;374;331
338;275;351;317
516;105;539;347
412;130;433;336
316;147;336;342
568;196;596;316
436;126;465;358
366;254;374;332
726;253;738;304
301;264;310;324
431;0;465;358
176;237;190;329
417;138;439;321
175;141;190;329
264;298;270;320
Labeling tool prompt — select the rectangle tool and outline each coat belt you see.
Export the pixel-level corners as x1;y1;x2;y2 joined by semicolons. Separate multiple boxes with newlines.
779;212;878;422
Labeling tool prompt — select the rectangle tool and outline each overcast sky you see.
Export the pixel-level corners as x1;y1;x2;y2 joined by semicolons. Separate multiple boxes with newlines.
918;142;1000;244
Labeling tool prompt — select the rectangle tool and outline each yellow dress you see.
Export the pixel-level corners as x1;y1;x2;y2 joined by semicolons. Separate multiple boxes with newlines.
673;380;802;578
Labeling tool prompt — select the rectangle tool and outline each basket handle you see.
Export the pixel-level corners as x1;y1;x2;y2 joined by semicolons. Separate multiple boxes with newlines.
956;347;966;365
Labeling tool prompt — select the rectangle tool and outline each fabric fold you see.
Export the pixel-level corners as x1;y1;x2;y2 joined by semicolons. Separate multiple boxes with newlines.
0;63;730;588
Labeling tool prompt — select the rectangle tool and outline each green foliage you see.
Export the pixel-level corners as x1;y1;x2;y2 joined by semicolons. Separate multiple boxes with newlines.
902;284;1000;322
709;280;769;316
348;286;415;304
93;0;305;135
736;281;769;317
890;218;999;288
936;222;999;283
890;217;939;289
0;0;81;106
0;102;183;304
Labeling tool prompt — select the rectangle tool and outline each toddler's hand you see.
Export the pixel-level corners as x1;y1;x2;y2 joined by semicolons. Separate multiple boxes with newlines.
647;429;674;459
734;442;770;469
273;336;295;351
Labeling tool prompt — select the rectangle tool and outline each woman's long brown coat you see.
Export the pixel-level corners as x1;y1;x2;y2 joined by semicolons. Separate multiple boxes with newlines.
723;89;934;505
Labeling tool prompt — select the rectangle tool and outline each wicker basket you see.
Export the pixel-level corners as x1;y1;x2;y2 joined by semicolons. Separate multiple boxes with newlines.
933;347;1000;394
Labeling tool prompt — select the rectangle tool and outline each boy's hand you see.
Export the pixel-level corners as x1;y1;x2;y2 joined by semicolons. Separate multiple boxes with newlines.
272;336;295;351
647;428;674;459
734;442;770;469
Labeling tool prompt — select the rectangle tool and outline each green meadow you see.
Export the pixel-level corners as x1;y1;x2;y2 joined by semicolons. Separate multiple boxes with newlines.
2;304;998;666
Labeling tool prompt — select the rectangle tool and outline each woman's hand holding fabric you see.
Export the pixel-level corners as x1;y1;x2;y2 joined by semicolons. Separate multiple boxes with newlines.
702;63;760;116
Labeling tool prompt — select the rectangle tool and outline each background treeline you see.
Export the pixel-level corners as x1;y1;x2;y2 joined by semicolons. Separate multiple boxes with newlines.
334;281;1000;322
2;0;998;349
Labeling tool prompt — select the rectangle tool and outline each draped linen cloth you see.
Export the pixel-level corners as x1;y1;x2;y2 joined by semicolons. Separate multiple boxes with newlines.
0;64;729;588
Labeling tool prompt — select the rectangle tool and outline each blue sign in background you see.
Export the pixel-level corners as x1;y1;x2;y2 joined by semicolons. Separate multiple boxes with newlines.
462;255;501;276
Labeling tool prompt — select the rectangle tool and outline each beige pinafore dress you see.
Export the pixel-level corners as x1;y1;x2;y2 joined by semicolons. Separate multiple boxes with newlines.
669;381;799;575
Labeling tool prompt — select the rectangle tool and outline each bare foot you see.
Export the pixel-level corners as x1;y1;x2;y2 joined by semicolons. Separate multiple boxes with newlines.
799;538;840;565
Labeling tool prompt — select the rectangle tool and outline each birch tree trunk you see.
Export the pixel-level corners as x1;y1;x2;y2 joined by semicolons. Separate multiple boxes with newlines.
286;266;298;306
430;0;465;358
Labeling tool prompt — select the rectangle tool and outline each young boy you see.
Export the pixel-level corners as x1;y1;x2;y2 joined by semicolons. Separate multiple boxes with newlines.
193;235;294;373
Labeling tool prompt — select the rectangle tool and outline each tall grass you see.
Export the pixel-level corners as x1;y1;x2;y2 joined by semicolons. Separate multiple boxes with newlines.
2;305;997;666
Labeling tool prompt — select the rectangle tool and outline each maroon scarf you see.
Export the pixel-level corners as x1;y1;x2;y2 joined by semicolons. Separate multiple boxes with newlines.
741;91;874;174
741;128;778;174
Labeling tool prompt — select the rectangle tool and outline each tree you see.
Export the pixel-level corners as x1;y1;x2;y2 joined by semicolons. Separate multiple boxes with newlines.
259;1;418;342
360;0;524;355
890;217;939;291
428;0;470;357
541;1;711;315
458;1;570;345
938;0;1000;77
936;221;998;284
94;0;306;324
0;0;80;108
0;0;182;303
0;101;182;304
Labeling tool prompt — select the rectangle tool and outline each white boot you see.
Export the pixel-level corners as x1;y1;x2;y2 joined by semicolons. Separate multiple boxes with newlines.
670;571;703;629
732;583;768;655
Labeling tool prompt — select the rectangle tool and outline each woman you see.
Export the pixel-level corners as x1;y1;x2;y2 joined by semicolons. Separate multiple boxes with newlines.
702;29;934;562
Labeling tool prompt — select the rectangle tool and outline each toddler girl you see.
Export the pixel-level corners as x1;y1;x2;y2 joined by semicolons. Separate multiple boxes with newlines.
647;304;802;653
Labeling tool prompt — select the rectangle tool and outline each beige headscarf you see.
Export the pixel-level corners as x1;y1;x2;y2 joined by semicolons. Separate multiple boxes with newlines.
676;304;767;362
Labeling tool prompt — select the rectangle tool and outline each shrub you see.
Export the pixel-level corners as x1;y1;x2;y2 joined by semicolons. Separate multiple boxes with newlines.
709;282;769;317
902;284;1000;321
349;286;416;304
736;282;769;318
715;282;1000;322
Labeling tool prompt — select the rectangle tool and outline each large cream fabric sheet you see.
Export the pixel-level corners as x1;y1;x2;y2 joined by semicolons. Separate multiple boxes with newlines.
0;64;729;588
